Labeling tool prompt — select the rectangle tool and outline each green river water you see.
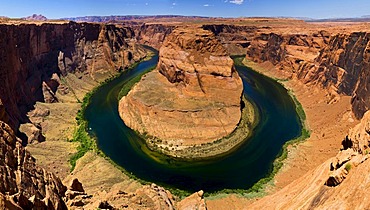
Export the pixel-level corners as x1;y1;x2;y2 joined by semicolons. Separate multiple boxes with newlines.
84;54;302;193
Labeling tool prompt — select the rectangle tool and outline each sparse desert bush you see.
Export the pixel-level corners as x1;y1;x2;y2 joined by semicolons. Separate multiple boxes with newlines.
345;163;352;171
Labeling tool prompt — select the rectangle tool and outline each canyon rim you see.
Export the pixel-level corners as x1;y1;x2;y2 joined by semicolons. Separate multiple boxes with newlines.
0;10;370;210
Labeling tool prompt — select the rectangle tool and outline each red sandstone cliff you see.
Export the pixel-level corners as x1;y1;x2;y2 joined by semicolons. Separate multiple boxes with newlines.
132;23;175;49
1;20;370;209
0;22;148;209
0;22;146;129
245;31;369;119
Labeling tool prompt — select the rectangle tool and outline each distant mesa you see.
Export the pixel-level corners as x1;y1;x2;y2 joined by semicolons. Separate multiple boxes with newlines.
119;27;254;158
63;15;209;23
23;14;48;21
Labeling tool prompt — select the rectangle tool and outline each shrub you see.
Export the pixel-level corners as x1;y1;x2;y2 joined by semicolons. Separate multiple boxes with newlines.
345;163;352;171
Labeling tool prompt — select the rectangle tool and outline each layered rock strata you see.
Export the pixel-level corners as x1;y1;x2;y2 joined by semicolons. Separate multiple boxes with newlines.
119;27;248;157
245;31;370;119
133;23;175;49
0;22;147;129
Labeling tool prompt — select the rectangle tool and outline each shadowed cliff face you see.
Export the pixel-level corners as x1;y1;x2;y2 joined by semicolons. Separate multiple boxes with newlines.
246;31;369;119
0;22;146;129
132;24;175;49
0;21;149;209
313;33;370;119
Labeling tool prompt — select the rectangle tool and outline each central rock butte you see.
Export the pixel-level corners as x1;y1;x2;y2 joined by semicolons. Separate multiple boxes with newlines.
119;27;249;157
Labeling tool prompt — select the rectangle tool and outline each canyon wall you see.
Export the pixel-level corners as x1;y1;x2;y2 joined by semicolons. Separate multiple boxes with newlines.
0;22;146;129
29;21;366;121
245;31;370;119
202;24;256;55
132;23;175;49
0;20;369;209
130;23;255;54
0;22;148;209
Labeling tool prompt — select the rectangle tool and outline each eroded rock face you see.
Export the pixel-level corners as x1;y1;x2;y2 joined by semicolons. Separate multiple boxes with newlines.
119;27;243;146
345;111;370;152
133;24;175;49
245;31;370;119
0;22;147;129
315;33;370;119
18;122;45;144
0;120;67;209
158;27;236;81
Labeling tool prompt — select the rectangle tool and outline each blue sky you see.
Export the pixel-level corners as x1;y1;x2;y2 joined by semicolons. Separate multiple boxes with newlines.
1;0;370;19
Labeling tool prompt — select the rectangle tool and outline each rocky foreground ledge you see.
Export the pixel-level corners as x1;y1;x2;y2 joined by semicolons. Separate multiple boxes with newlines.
119;27;255;159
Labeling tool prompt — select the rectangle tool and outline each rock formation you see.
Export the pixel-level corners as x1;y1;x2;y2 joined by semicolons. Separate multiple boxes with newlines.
0;120;67;209
132;22;370;120
67;182;178;209
177;190;207;210
133;23;175;49
247;110;370;209
1;18;370;210
202;24;256;55
18;122;45;144
23;14;48;21
119;27;245;154
345;110;370;153
0;22;147;129
245;31;370;119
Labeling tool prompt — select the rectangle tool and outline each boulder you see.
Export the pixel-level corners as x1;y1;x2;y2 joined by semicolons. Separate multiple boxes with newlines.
19;123;45;144
177;190;207;210
69;178;85;193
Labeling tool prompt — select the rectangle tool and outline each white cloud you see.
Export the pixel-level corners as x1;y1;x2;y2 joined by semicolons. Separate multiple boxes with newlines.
145;2;148;6
204;4;210;7
229;0;244;5
172;2;176;6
